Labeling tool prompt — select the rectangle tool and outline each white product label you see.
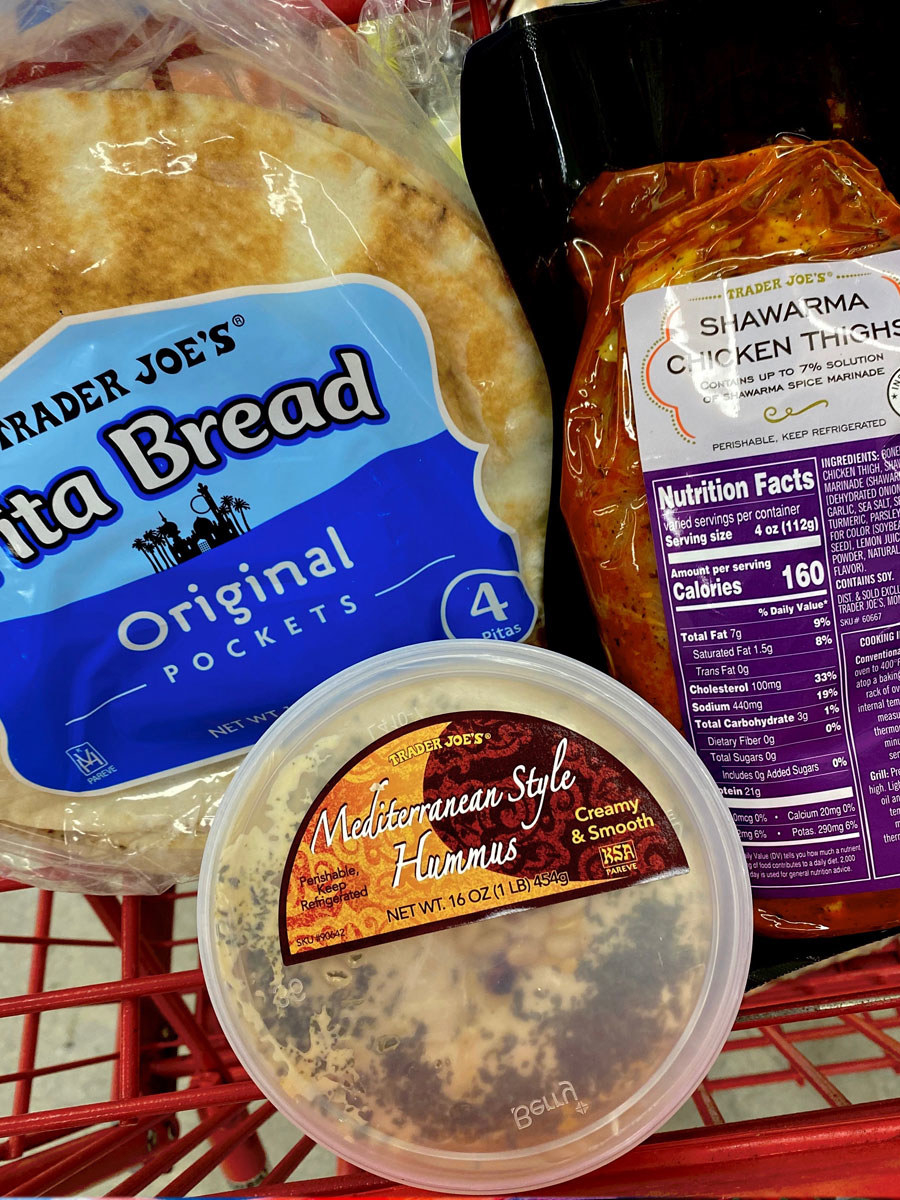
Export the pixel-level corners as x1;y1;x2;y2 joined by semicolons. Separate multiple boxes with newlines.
624;253;900;470
624;251;900;896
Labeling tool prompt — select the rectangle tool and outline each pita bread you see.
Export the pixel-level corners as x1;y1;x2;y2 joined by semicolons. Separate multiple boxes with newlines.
164;57;486;237
0;89;551;892
302;119;489;240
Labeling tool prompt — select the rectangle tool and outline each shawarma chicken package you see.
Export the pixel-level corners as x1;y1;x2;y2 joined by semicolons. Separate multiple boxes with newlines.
461;0;900;940
0;0;552;893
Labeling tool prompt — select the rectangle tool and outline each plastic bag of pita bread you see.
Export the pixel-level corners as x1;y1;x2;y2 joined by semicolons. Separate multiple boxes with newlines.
0;0;551;893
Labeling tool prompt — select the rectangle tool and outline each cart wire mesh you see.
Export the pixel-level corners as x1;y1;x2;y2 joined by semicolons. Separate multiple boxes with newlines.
4;880;900;1198
3;1;900;1195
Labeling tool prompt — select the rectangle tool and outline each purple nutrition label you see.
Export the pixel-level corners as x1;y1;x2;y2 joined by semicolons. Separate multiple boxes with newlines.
625;252;900;896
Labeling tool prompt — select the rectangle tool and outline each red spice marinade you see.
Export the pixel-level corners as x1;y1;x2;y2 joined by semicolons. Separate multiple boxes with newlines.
562;140;900;937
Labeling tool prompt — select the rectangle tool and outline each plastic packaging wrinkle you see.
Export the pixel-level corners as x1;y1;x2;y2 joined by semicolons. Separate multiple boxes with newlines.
0;0;470;211
198;640;752;1194
563;141;900;938
0;0;552;894
456;0;900;944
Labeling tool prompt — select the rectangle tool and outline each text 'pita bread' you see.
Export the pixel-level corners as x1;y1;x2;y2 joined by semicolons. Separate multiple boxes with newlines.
0;89;551;892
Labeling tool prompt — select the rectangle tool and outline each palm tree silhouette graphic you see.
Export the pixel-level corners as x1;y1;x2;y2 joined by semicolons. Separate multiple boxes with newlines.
148;528;175;568
142;530;166;571
233;497;251;530
132;536;159;572
132;486;251;573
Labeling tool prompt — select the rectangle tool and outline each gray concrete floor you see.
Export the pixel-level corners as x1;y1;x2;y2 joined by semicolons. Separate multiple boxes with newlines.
1;887;335;1196
3;886;900;1196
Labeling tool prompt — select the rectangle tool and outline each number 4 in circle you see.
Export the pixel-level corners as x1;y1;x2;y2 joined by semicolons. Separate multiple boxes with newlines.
440;568;537;642
470;581;510;622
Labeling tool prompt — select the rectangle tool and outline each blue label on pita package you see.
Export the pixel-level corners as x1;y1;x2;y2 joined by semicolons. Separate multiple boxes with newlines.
16;0;66;31
0;277;535;793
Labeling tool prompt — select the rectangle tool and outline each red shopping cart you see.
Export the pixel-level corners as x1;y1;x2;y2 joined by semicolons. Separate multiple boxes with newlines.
4;2;900;1195
4;879;900;1198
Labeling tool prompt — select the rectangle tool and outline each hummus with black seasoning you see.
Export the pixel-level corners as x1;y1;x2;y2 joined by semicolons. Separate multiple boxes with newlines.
200;642;751;1193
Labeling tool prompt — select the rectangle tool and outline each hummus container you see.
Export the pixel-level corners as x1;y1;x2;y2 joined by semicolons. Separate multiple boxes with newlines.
198;642;751;1194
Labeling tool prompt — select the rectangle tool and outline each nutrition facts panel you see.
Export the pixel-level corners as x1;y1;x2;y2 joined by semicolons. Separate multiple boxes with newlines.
648;442;900;895
622;248;900;897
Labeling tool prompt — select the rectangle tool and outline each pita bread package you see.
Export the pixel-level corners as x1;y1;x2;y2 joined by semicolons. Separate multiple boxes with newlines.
0;0;552;893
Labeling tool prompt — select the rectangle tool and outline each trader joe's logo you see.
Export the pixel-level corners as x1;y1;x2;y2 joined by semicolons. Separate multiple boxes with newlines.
626;262;900;449
278;711;689;964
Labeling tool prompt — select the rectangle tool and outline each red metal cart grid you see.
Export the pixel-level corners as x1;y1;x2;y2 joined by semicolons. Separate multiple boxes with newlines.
3;879;900;1199
4;2;900;1194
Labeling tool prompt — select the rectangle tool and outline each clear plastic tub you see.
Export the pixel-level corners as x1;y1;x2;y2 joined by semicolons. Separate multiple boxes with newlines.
198;641;752;1195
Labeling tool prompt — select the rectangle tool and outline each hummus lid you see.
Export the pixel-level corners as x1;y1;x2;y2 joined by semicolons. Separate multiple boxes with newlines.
198;642;751;1194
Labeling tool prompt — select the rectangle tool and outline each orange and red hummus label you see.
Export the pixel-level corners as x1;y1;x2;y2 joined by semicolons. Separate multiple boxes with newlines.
278;712;688;963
